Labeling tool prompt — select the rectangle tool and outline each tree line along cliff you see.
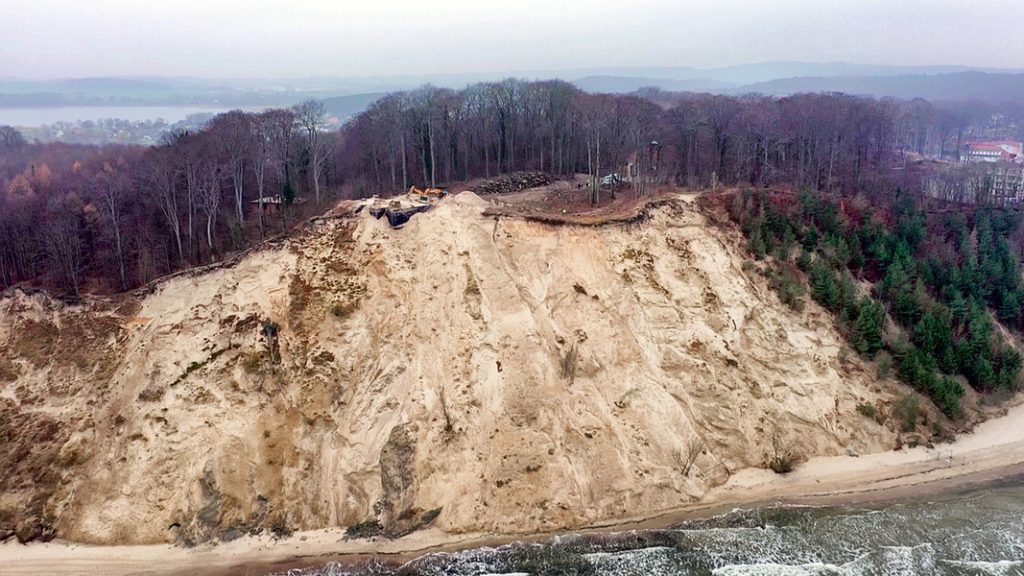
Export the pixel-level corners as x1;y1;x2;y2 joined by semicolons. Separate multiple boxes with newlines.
2;80;1023;295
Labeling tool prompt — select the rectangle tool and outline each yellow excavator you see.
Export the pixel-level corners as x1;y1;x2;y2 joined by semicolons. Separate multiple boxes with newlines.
408;186;445;197
408;186;448;203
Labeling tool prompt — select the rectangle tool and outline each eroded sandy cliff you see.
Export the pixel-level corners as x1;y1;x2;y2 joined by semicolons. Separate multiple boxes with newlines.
0;192;902;545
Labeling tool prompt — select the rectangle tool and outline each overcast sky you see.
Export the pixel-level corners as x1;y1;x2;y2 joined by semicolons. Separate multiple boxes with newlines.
2;0;1023;79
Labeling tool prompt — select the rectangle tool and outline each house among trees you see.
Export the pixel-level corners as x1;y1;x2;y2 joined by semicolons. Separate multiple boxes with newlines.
963;140;1023;164
250;195;305;217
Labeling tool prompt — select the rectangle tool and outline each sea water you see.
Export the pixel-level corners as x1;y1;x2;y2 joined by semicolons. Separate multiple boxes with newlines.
277;479;1024;576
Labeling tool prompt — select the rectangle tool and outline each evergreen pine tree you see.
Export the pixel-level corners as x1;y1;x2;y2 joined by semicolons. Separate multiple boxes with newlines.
797;248;813;272
852;297;885;358
810;263;839;310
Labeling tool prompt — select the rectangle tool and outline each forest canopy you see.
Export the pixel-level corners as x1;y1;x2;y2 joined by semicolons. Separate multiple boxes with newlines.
2;80;1023;296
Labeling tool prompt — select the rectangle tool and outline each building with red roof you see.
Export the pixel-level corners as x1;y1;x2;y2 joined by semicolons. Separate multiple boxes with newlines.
963;140;1023;164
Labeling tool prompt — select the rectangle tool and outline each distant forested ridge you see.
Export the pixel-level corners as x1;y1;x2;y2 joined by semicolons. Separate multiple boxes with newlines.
738;72;1024;104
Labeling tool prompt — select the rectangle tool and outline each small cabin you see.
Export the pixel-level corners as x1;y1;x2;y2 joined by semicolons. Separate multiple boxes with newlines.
250;195;304;216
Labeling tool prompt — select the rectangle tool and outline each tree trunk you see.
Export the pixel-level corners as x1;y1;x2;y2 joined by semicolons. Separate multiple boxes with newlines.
400;132;408;191
389;141;397;191
115;228;126;288
206;215;215;260
429;120;436;188
234;165;245;224
255;162;266;239
111;210;126;289
185;163;197;261
313;150;322;204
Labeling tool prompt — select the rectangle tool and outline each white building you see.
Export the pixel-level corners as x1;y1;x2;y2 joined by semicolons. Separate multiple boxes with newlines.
963;140;1023;164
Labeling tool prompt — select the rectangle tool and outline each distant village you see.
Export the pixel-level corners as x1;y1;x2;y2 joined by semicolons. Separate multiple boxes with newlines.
14;114;217;146
13;111;344;146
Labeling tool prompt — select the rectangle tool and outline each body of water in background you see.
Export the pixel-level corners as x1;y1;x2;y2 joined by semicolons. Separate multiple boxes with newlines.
0;106;255;127
280;480;1024;576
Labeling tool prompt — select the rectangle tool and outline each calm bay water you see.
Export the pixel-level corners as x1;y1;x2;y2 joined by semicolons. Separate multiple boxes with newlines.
0;106;259;127
279;480;1024;576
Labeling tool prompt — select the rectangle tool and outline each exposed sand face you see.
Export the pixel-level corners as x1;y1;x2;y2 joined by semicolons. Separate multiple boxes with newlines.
1;192;910;547
3;402;1024;576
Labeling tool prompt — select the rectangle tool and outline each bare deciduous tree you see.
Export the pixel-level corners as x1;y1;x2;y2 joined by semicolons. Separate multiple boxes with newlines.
198;150;223;260
147;147;184;263
293;99;328;204
0;125;27;150
679;438;705;477
208;111;252;226
44;209;83;296
95;160;130;289
251;111;278;238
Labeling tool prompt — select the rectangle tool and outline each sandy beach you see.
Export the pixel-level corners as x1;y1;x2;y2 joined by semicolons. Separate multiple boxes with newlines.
3;399;1023;576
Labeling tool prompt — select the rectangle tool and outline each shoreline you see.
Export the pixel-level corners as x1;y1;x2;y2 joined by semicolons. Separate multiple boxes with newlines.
4;400;1024;576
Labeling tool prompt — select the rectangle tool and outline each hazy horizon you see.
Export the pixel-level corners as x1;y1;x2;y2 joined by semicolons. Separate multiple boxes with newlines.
4;0;1024;80
5;60;1024;83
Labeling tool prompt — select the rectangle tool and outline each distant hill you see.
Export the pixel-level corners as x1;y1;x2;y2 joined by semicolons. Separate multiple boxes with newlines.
0;77;352;108
321;92;385;121
557;61;1023;86
739;72;1024;103
564;69;1024;104
572;76;729;94
58;77;177;94
6;63;1024;109
0;77;177;96
677;61;1020;84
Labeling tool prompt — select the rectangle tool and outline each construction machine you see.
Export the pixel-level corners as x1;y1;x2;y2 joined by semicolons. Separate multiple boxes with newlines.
408;186;447;202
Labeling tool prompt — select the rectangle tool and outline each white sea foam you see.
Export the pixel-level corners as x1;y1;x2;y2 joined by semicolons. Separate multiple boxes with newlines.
940;559;1024;575
582;545;675;562
282;483;1024;576
712;563;840;576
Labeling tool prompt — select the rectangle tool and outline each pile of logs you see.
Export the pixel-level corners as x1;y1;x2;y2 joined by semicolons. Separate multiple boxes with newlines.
474;172;552;195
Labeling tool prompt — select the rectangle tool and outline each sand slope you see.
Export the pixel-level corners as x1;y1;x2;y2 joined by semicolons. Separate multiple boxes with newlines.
1;192;913;547
4;399;1024;576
